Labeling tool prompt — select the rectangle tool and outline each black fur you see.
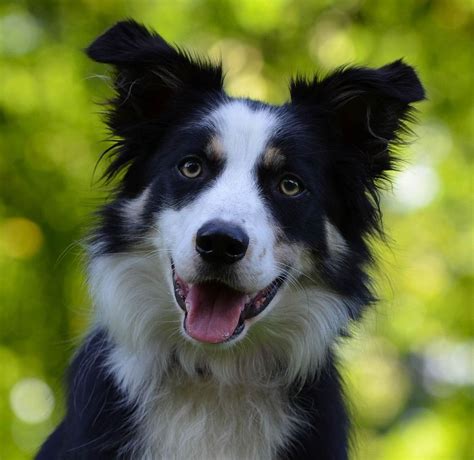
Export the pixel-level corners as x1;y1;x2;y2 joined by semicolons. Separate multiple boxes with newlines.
38;20;425;459
36;331;136;459
87;20;224;190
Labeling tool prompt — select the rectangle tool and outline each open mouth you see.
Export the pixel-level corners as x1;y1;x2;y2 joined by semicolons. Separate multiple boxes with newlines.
171;263;285;344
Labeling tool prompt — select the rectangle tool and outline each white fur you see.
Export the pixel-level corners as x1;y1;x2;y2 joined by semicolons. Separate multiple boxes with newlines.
88;100;352;458
325;219;349;267
123;186;151;222
108;344;301;459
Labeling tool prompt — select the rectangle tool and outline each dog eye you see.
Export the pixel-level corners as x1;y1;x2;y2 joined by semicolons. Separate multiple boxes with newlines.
178;157;202;178
279;175;305;197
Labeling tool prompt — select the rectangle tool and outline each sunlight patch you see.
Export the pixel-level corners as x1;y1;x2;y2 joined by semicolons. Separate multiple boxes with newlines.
10;378;55;424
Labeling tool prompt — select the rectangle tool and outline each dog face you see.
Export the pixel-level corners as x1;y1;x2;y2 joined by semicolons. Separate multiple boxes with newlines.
86;21;424;371
157;100;336;344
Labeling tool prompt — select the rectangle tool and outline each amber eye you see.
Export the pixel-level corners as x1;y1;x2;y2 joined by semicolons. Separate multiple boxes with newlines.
179;157;202;178
279;175;304;197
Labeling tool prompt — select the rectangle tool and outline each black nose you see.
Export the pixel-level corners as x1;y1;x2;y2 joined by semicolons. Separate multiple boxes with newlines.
196;220;249;265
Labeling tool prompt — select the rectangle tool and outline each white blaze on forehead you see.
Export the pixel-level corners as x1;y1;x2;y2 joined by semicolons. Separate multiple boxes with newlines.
196;100;278;223
208;101;278;168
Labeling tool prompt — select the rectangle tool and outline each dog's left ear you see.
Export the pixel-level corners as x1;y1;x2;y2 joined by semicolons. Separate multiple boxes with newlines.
290;60;425;177
290;60;425;238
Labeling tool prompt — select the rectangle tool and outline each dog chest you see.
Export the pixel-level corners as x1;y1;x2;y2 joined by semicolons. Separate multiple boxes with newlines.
136;377;298;460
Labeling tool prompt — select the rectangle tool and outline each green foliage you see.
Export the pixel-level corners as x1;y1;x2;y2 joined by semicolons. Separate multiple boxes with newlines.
0;1;472;458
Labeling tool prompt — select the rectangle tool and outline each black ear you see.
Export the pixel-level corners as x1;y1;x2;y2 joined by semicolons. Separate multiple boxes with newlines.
86;20;223;180
87;20;223;86
290;59;425;159
290;60;425;239
87;20;224;123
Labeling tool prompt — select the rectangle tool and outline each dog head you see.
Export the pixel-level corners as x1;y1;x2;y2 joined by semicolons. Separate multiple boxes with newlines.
86;21;424;378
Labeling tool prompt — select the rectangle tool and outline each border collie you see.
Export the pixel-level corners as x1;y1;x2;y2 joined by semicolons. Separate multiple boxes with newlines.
37;20;425;460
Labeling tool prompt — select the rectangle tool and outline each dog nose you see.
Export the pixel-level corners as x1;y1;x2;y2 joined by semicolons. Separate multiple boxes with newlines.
196;220;249;265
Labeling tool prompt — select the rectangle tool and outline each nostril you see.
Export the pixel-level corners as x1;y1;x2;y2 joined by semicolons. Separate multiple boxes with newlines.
196;235;213;253
226;239;245;257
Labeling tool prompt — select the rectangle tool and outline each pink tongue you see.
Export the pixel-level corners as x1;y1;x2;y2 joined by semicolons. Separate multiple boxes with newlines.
185;282;247;344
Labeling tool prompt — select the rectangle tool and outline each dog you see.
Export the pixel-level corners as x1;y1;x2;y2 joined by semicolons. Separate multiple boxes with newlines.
37;20;425;459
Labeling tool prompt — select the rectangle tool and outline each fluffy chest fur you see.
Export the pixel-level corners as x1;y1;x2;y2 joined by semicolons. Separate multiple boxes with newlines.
135;376;297;459
36;329;350;460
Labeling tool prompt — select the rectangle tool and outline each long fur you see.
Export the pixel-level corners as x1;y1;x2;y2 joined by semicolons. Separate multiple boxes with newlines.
37;20;425;460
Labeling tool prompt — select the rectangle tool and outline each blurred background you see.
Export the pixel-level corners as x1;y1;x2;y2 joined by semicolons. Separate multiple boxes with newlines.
0;0;472;458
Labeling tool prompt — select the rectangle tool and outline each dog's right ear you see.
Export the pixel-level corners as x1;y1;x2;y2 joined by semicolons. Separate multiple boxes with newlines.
87;20;223;134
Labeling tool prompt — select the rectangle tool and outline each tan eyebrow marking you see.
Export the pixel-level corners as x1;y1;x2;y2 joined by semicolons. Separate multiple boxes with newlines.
262;147;285;169
205;136;224;161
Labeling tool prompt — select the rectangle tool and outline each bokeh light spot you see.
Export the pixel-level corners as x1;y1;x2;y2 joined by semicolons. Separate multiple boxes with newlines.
0;11;42;55
393;164;440;211
0;217;44;259
9;378;55;424
227;73;268;100
309;15;355;68
316;30;355;67
208;39;263;78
